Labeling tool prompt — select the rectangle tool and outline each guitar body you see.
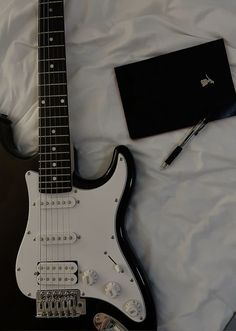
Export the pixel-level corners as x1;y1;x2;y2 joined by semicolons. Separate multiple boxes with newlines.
0;115;157;330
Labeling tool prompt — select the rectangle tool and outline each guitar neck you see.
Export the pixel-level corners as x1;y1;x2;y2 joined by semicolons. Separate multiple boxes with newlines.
38;0;72;194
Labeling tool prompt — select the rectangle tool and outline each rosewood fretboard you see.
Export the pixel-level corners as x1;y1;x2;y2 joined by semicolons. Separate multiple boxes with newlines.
38;0;72;194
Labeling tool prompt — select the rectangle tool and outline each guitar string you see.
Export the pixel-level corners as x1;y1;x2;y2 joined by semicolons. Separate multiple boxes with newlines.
38;0;43;296
47;0;59;293
57;0;65;292
61;0;66;292
47;0;54;293
39;0;48;294
63;0;73;290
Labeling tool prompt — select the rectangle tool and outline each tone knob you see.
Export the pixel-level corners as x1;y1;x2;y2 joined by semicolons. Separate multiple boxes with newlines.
124;300;142;318
104;282;121;298
82;270;98;286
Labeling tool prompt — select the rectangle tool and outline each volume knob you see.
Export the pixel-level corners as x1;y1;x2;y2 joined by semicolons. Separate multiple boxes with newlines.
82;270;98;286
124;300;142;318
104;282;121;298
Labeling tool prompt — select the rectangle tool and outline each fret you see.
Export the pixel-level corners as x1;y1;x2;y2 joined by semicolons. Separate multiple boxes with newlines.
39;167;71;170
39;115;68;119
39;105;67;109
40;134;69;137
40;152;70;155
39;1;63;4
39;159;70;162
39;143;69;146
40;174;71;179
39;70;66;74
39;166;71;172
40;188;72;191
39;125;68;128
39;82;67;86
39;31;64;35
39;180;71;184
39;45;65;49
39;16;63;20
39;188;72;194
39;57;65;61
39;94;67;98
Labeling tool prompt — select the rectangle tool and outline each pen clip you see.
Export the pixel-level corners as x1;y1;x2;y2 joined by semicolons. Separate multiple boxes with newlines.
180;117;207;147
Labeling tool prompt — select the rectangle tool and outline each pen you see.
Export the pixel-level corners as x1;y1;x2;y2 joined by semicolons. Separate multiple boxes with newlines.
160;117;208;170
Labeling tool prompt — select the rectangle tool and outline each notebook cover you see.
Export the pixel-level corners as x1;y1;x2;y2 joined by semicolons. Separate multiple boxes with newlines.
115;39;236;139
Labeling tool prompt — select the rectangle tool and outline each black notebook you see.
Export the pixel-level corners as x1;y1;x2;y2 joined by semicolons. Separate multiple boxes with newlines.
115;39;236;139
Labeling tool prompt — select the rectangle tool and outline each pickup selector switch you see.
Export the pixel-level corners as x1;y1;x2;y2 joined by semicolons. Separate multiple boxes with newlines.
104;282;121;298
82;270;98;286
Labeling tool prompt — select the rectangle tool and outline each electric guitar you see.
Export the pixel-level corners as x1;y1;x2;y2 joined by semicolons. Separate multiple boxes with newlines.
0;1;157;330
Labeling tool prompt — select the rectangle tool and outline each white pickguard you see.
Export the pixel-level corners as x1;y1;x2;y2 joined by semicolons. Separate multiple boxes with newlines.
15;153;146;322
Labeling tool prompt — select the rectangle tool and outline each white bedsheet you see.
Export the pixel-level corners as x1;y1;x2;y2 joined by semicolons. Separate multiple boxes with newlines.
1;1;236;330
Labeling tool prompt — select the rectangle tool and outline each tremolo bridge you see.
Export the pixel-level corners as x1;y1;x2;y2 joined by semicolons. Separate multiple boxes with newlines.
36;289;86;318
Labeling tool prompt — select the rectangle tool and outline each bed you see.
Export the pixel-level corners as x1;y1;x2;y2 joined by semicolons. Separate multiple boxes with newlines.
1;0;236;330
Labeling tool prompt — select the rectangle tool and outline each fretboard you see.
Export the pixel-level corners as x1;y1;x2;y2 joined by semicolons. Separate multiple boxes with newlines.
38;0;72;194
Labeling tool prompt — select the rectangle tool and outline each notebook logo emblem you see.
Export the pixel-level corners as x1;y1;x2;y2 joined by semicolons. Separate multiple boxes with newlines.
201;74;215;87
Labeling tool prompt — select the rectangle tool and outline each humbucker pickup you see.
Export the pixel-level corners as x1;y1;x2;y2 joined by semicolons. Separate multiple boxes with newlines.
36;289;86;318
37;262;78;285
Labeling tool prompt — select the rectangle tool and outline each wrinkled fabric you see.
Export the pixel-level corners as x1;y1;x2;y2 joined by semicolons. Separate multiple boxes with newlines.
0;1;236;330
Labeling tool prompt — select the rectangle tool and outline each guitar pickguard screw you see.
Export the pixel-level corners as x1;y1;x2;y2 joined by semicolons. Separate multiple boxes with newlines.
17;267;21;272
27;172;31;176
27;231;31;235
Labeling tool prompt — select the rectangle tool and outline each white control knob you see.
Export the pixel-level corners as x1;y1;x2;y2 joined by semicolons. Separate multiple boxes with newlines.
82;270;98;286
124;300;142;318
104;282;121;298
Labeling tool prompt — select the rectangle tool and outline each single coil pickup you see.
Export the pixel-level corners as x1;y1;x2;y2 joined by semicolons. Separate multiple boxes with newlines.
35;196;77;209
37;274;78;285
37;261;78;274
37;232;77;245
